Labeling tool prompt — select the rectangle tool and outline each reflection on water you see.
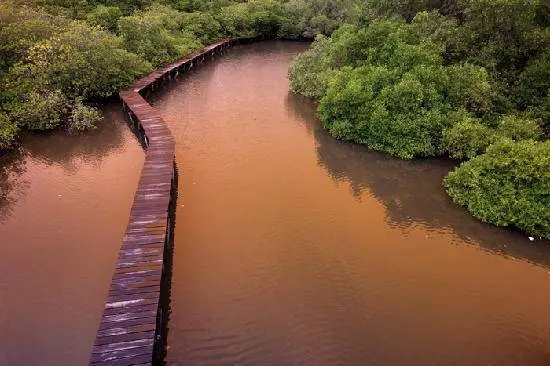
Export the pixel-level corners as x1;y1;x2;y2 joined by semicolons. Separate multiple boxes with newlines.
22;102;128;170
0;103;144;366
285;94;550;269
0;105;128;222
0;147;27;222
153;41;550;366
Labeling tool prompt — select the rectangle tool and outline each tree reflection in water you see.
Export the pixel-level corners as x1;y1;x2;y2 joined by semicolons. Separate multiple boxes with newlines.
0;147;28;222
285;92;550;269
0;103;127;222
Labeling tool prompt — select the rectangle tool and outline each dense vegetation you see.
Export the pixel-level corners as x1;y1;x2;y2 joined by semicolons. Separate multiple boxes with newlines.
1;0;548;239
289;0;549;239
0;0;354;149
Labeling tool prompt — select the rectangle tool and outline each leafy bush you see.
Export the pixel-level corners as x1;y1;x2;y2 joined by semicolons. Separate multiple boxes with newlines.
8;89;68;130
279;0;352;38
288;34;333;98
86;5;123;32
446;63;493;117
0;3;65;72
515;52;550;110
9;21;151;99
445;139;550;239
497;114;542;141
69;100;102;132
317;64;460;159
118;7;187;67
181;12;222;44
0;113;19;149
457;0;548;89
215;3;255;37
443;118;497;159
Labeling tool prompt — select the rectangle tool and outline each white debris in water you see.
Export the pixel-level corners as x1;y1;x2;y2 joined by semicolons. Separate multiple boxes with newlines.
528;237;535;241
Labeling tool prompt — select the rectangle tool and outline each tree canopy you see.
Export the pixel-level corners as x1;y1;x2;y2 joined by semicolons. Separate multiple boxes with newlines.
0;0;354;148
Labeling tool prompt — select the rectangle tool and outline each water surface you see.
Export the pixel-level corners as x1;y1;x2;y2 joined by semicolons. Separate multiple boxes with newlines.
0;104;144;365
152;41;550;366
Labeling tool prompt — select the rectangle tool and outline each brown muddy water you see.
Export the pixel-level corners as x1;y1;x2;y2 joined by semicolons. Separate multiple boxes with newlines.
150;41;550;366
1;41;549;366
0;104;144;366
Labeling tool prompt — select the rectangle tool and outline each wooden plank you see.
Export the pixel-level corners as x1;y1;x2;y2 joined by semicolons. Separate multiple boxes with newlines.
90;37;239;366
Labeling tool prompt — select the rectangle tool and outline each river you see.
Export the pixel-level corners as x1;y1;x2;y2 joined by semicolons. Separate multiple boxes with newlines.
1;41;550;366
150;41;550;365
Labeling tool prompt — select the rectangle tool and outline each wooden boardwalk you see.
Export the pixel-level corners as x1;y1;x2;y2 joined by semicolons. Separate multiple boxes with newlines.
89;38;238;366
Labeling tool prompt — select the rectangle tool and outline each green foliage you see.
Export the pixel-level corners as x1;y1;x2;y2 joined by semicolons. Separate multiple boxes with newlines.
288;34;333;98
68;99;102;132
0;113;19;149
457;0;549;84
279;0;353;38
214;0;285;37
215;2;256;37
318;63;466;159
356;0;455;22
446;63;493;117
496;114;542;141
86;5;123;32
515;51;550;110
8;89;68;130
13;21;150;99
299;18;494;159
181;12;221;44
443;118;496;159
0;3;66;72
445;139;550;239
118;5;192;66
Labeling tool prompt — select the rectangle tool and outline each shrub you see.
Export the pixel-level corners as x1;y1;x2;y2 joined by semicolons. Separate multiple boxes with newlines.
318;63;461;159
9;89;68;130
446;63;493;117
68;100;102;132
279;0;351;38
181;12;222;44
9;21;151;99
118;7;186;67
86;5;123;32
443;118;497;159
497;114;542;141
288;34;333;98
515;52;550;110
0;113;19;150
215;3;254;37
445;139;550;239
0;3;65;72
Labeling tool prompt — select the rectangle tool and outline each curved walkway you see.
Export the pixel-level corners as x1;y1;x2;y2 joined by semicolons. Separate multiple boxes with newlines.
89;38;237;366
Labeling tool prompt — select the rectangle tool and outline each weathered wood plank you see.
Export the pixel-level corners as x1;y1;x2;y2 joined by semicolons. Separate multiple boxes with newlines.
90;37;241;366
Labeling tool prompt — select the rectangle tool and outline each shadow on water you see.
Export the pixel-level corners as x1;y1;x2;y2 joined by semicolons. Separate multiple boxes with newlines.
0;103;127;222
285;92;550;269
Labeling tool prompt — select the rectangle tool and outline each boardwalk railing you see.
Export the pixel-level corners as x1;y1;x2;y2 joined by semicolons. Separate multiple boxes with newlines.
89;38;245;366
